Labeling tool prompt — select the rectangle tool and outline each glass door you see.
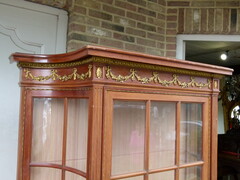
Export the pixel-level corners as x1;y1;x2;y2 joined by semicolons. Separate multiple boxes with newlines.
28;94;89;180
103;91;209;180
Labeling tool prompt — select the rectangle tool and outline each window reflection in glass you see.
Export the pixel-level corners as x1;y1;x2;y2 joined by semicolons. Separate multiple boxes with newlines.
180;103;202;164
112;101;146;176
31;98;64;164
150;102;176;169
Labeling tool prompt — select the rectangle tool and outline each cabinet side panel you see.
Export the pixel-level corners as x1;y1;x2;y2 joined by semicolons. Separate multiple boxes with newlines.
211;94;218;180
87;85;103;180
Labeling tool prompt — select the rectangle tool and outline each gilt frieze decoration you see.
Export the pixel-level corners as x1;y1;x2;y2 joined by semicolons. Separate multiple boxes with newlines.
23;65;92;82
106;66;212;89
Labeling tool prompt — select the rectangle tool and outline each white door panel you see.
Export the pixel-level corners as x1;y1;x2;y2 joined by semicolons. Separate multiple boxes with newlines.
0;0;68;179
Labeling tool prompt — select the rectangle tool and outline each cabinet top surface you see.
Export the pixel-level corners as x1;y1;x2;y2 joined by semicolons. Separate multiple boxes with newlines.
10;45;233;76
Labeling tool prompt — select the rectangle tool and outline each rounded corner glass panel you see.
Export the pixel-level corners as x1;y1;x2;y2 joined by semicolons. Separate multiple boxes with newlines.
112;100;146;176
150;102;176;169
30;167;61;180
31;98;64;164
179;166;202;180
180;103;202;164
149;171;175;180
66;99;89;172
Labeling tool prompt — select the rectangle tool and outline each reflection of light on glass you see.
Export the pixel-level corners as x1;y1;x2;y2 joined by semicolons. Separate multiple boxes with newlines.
231;105;240;119
42;98;51;144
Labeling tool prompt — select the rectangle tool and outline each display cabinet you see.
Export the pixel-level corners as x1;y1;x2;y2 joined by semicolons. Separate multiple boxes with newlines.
11;45;233;180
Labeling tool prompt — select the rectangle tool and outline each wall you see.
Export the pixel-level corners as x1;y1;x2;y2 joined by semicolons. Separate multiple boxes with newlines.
27;0;240;59
28;0;167;56
166;0;240;57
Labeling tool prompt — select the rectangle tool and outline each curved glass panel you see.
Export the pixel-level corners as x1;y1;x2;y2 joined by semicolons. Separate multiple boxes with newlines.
149;171;175;180
65;171;86;180
112;101;146;176
150;102;176;169
31;98;64;164
180;103;202;164
30;167;61;180
66;99;88;172
119;176;144;180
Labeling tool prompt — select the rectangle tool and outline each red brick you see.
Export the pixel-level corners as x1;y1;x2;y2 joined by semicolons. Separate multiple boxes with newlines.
185;9;193;33
75;0;101;9
67;40;86;52
87;27;112;37
146;47;163;56
230;9;237;32
167;9;177;14
103;4;125;16
148;0;158;3
137;22;156;32
192;1;214;7
125;43;146;53
200;9;207;32
100;38;124;49
137;38;156;47
73;5;87;14
148;17;165;27
178;8;184;33
193;9;200;32
158;0;166;6
157;27;165;34
223;9;230;32
166;44;176;50
166;51;176;58
147;2;165;13
215;9;223;32
167;15;177;21
167;22;177;29
138;7;157;17
113;33;135;42
69;33;99;43
166;37;176;43
158;13;165;20
98;0;113;4
127;11;146;22
166;29;177;35
115;0;137;11
89;9;112;21
127;0;146;7
114;17;136;27
69;23;86;32
216;2;239;7
126;27;146;37
157;42;165;49
167;1;190;7
69;14;100;26
208;9;214;32
102;22;124;32
147;32;164;41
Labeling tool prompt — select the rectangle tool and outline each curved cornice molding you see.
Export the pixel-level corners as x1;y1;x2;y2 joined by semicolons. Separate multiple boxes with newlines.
11;45;233;76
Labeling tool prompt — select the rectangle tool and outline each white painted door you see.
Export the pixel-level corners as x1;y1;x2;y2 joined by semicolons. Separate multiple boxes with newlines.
0;0;68;179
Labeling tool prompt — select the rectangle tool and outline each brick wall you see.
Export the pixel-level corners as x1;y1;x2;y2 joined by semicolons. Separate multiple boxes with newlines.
27;0;240;58
165;0;240;57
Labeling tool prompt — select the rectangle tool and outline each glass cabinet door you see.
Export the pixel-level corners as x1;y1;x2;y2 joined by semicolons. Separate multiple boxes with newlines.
30;97;89;180
103;92;209;180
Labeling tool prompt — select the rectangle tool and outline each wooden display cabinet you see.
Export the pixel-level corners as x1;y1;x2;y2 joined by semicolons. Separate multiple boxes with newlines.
11;46;233;180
